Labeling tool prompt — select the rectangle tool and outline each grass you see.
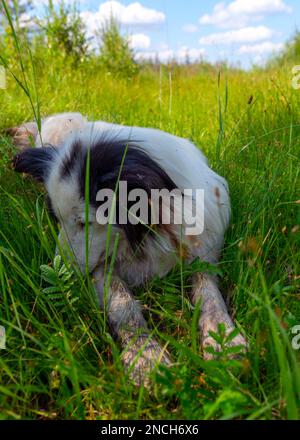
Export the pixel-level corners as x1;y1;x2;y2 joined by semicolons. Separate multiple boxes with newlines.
0;43;300;418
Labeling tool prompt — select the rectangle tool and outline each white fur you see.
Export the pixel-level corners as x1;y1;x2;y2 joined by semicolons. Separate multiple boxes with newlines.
35;112;87;147
38;113;230;285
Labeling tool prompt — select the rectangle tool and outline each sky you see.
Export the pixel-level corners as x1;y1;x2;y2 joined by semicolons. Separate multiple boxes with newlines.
32;0;300;68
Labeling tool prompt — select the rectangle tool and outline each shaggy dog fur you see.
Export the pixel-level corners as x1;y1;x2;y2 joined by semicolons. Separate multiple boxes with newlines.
11;113;247;384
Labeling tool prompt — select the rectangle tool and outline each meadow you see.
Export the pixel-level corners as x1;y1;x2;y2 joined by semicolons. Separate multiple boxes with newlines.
0;40;300;418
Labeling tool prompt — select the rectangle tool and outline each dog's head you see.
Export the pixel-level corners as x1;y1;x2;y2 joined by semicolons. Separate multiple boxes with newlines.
12;128;177;274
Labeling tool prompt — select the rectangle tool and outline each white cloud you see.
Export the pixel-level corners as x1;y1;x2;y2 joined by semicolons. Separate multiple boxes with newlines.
157;42;170;51
177;47;205;62
135;46;205;64
199;0;292;29
182;24;198;33
19;13;36;29
238;41;284;55
199;26;275;45
33;0;165;26
95;1;165;26
81;1;165;39
128;33;151;50
229;0;291;15
32;0;87;5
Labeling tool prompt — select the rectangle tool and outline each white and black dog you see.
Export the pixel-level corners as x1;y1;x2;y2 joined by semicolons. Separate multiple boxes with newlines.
10;112;247;384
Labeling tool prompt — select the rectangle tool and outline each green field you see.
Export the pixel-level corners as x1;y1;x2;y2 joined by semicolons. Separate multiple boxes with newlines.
0;22;300;419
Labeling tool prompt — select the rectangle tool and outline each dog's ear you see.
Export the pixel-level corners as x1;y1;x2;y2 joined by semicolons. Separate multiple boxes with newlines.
12;147;56;182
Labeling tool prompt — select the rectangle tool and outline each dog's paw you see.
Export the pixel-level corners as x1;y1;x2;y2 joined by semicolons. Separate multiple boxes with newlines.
121;336;171;387
202;330;248;361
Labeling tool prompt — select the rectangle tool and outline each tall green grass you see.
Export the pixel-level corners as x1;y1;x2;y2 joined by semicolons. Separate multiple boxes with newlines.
0;7;299;419
0;0;42;140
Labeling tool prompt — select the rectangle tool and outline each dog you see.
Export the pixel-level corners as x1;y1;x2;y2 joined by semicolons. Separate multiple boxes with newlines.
10;112;247;384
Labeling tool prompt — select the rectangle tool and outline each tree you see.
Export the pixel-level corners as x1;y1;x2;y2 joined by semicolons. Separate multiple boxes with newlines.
43;0;88;63
97;16;139;77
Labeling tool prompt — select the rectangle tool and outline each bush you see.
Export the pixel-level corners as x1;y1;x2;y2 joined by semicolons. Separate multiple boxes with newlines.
43;0;88;63
97;16;139;78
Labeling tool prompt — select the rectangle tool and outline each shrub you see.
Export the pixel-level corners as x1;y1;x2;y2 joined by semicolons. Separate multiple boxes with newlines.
43;0;88;63
97;16;139;77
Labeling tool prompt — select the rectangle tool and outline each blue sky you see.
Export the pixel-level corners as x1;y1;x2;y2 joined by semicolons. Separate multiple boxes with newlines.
35;0;300;67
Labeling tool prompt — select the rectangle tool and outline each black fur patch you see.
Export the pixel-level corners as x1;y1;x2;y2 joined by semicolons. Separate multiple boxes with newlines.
60;140;83;179
12;146;57;182
75;137;178;252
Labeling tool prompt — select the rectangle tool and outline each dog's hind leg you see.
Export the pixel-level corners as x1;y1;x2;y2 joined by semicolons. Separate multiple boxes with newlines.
6;122;39;149
93;268;171;386
190;272;247;359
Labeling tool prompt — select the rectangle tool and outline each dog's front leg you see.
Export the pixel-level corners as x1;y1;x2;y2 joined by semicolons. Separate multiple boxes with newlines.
190;273;247;359
93;267;171;386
